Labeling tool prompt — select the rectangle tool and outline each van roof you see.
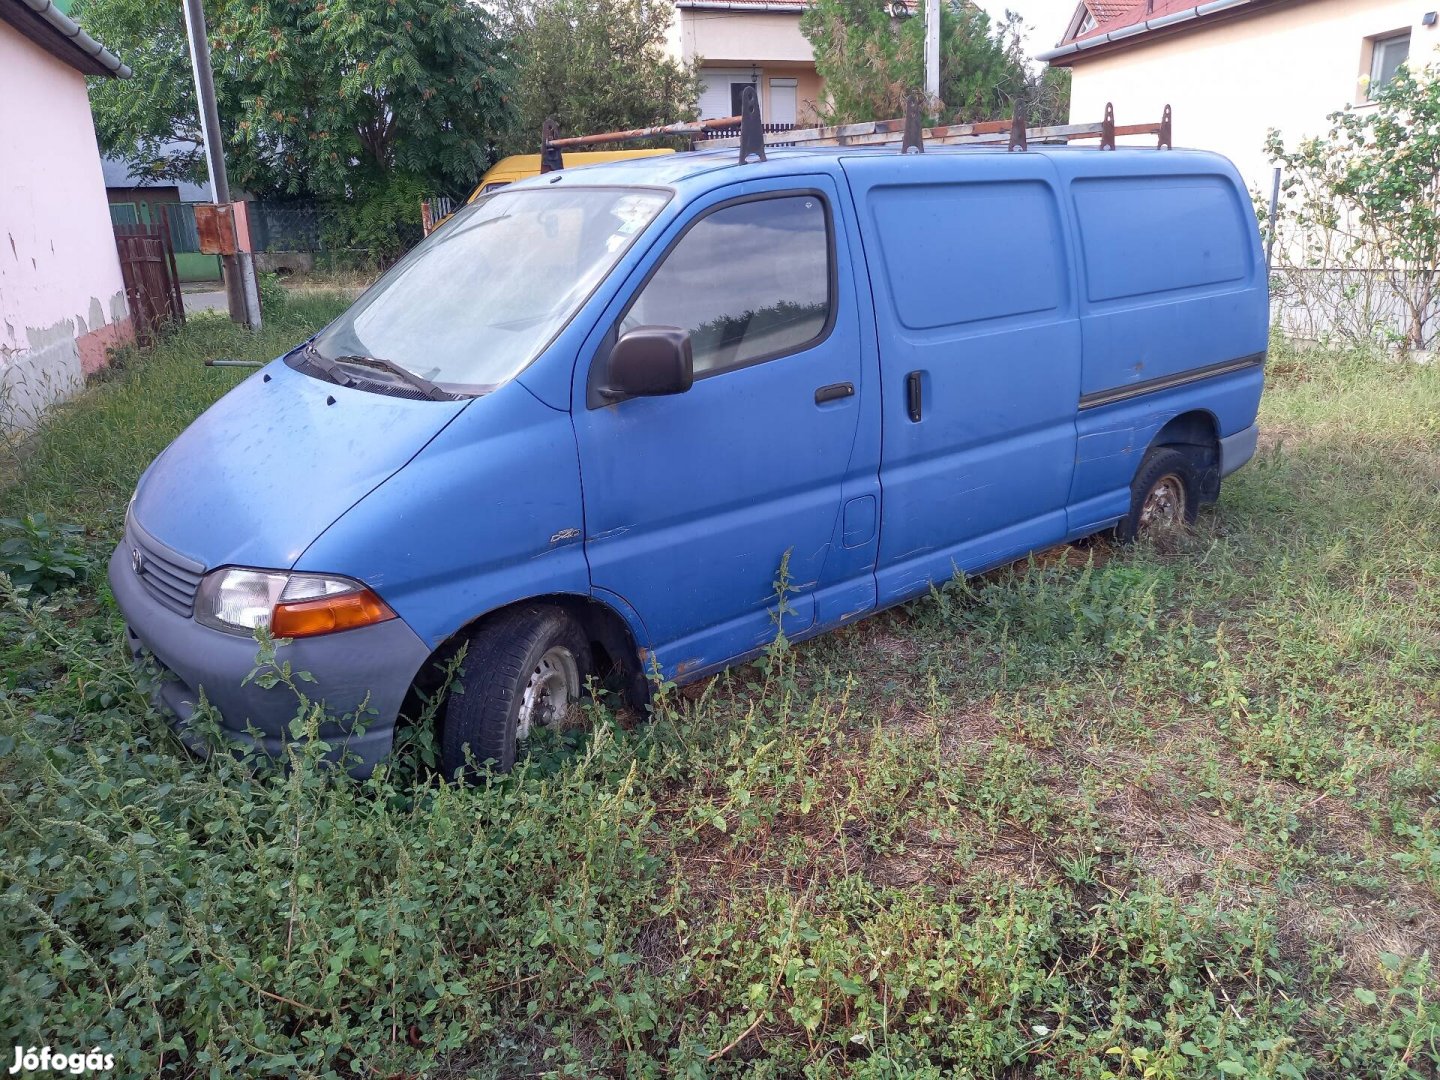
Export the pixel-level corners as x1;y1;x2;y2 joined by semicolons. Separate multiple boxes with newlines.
516;143;1230;189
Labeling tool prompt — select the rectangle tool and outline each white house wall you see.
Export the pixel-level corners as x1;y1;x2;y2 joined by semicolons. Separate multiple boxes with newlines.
1065;0;1438;198
0;21;133;431
675;8;814;63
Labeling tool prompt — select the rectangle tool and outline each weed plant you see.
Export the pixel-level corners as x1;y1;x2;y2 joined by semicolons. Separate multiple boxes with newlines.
1;327;1437;1076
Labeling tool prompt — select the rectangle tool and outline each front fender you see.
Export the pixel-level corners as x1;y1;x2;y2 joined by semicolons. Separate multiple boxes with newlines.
295;384;590;650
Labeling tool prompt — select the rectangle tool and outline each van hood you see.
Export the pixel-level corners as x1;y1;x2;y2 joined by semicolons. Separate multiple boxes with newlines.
130;357;468;571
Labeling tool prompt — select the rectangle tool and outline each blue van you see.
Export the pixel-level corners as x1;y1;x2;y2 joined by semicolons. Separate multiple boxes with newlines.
109;140;1267;776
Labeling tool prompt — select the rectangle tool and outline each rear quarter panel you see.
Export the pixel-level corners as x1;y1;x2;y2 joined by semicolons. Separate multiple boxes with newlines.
1051;150;1267;413
1051;150;1268;524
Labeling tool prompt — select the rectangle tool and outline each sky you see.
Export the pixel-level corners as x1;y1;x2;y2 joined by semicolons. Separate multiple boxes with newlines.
972;0;1082;62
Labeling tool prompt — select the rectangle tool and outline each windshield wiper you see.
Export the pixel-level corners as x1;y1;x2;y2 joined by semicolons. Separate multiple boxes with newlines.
300;342;359;389
329;353;452;401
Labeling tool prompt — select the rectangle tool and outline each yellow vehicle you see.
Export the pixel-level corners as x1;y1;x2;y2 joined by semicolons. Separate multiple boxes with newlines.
467;149;675;202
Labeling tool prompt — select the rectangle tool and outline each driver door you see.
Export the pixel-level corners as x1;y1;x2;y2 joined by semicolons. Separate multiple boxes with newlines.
570;178;872;679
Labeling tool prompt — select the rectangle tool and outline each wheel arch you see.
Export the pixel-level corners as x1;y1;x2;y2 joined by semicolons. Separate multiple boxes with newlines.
1148;409;1222;503
402;593;649;727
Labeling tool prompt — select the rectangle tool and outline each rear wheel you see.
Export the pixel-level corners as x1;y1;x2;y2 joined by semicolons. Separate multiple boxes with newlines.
1115;447;1199;543
441;606;592;778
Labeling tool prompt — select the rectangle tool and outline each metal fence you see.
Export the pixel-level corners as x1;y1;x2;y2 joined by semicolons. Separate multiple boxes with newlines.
109;202;205;255
695;122;796;147
247;200;334;253
1271;266;1440;349
165;203;202;253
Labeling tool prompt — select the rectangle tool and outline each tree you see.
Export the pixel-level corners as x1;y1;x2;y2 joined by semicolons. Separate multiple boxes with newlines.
498;0;701;152
799;0;1030;126
77;0;206;184
1028;56;1071;128
76;0;511;200
1266;62;1440;349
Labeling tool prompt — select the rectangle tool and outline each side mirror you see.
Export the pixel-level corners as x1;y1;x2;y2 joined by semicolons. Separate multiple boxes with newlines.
604;326;693;399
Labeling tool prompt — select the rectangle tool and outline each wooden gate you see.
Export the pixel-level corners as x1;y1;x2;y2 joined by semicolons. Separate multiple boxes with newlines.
114;217;184;345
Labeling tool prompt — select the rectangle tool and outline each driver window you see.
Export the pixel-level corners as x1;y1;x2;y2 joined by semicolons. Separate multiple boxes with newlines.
620;194;832;378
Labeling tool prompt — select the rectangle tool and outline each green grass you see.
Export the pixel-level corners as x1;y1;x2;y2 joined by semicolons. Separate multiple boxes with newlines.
1;320;1437;1078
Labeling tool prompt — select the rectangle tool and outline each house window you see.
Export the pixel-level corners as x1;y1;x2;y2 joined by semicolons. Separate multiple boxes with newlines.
700;69;761;120
729;82;755;117
768;78;798;126
1368;31;1410;98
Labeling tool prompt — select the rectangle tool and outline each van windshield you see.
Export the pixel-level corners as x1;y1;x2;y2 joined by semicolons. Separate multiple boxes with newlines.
309;187;669;392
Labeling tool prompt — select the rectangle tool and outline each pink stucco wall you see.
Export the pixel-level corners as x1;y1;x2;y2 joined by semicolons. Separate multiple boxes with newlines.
0;20;133;430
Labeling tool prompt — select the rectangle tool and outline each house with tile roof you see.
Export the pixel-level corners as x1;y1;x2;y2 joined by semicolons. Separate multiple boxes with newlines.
1;0;134;430
665;0;826;126
1041;0;1435;197
664;0;921;127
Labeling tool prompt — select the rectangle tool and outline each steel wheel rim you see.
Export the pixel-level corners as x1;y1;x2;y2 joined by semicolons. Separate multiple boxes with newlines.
1139;473;1185;531
516;646;580;742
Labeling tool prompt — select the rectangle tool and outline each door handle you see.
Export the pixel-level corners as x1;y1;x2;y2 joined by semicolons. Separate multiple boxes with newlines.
906;371;923;422
814;381;854;404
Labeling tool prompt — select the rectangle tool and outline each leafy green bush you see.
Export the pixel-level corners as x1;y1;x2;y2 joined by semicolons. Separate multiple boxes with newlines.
0;513;88;594
255;271;288;316
3;320;1439;1077
321;176;427;268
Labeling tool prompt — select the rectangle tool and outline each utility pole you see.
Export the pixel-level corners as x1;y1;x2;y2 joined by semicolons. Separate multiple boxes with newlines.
181;0;261;327
924;0;940;102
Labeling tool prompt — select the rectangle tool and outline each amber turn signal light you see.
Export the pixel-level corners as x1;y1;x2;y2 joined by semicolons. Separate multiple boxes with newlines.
269;588;396;639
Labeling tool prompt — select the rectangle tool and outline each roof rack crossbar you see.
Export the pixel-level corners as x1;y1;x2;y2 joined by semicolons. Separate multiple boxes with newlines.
540;118;564;174
738;85;766;163
538;112;747;172
901;93;924;154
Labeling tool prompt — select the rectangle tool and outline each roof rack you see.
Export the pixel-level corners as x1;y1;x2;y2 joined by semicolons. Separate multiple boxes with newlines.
539;108;751;173
538;90;1172;171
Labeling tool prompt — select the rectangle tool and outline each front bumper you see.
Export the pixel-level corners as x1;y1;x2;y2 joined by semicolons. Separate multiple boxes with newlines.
109;544;431;776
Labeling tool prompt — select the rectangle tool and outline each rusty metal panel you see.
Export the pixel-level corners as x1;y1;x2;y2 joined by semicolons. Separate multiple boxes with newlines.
194;203;237;255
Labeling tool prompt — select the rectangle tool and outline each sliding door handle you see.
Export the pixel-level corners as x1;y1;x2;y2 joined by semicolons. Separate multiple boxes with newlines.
814;381;854;404
906;371;923;422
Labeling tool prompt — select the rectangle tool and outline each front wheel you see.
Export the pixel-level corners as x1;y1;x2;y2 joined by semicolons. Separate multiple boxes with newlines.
441;606;592;778
1114;447;1200;543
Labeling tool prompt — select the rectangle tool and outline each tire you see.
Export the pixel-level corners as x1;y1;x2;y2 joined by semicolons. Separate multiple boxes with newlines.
1114;447;1200;543
441;605;592;778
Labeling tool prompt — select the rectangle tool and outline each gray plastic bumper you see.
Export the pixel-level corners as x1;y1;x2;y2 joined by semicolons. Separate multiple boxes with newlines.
109;544;431;775
1220;421;1259;478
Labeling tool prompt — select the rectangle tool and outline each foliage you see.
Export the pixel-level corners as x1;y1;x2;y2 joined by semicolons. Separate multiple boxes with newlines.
318;175;428;266
255;273;288;317
1031;63;1072;128
76;0;204;184
498;0;701;152
3;316;1440;1075
800;0;1043;126
1266;61;1440;349
0;514;88;595
77;0;510;201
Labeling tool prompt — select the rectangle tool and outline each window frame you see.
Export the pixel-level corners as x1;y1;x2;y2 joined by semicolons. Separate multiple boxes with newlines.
1366;30;1411;100
590;188;839;406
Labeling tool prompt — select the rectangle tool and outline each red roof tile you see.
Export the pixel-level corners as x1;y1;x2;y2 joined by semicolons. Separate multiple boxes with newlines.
1072;0;1227;44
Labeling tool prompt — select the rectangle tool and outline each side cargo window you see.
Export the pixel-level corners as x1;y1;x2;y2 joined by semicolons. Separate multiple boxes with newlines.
619;194;834;378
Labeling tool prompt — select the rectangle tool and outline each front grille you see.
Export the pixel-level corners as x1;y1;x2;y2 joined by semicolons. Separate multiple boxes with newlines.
125;514;205;617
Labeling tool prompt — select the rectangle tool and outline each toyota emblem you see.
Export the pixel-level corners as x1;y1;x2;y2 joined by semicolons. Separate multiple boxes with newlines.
131;546;144;575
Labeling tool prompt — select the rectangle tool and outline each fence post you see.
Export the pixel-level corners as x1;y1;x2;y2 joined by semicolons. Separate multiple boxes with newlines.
1266;167;1281;274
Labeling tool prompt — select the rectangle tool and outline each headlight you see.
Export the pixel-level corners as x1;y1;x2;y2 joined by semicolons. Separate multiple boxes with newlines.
195;569;396;639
